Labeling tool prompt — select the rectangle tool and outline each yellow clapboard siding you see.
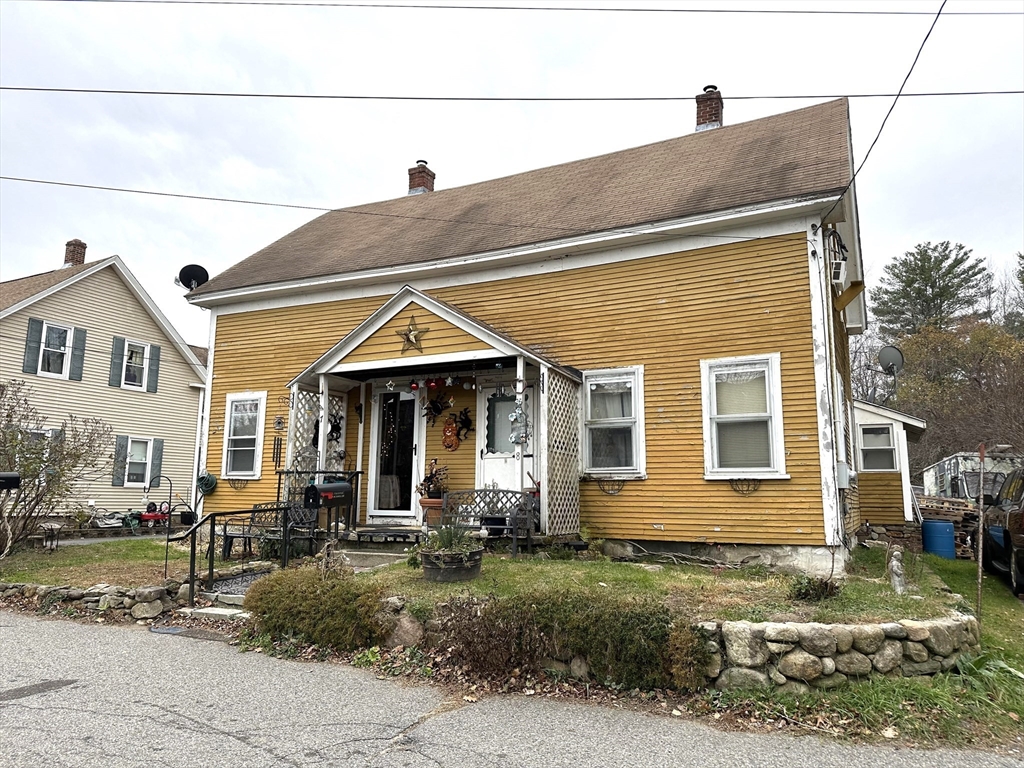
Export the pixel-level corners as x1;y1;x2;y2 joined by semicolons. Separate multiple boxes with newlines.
343;305;491;364
858;472;905;526
204;233;829;546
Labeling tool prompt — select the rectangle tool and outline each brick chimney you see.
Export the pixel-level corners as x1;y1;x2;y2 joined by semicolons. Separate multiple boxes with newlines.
64;239;87;267
696;85;723;132
408;160;435;195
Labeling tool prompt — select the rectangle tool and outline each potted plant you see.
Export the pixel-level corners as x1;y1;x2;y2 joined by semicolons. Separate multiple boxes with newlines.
416;458;449;499
415;523;484;582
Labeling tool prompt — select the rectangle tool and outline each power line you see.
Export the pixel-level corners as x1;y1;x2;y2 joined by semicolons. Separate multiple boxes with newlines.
822;0;949;224
3;86;1022;101
11;0;1022;14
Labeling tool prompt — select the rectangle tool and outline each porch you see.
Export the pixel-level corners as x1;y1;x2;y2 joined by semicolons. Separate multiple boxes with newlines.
279;286;583;540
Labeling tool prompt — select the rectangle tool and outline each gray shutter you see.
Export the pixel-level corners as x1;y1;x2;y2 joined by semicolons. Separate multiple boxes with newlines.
23;318;43;374
109;337;125;387
146;345;161;393
148;439;164;487
112;435;128;487
69;328;87;381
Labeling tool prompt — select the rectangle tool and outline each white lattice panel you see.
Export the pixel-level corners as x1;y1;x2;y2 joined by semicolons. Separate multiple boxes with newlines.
545;370;580;536
324;394;348;472
285;389;320;501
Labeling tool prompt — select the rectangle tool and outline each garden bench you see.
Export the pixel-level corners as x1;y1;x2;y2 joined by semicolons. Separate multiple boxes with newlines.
440;489;536;557
221;503;319;559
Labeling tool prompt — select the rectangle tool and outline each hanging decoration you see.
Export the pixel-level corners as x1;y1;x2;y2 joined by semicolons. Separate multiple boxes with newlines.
445;375;454;386
456;407;474;441
410;380;420;391
442;413;460;452
327;413;343;442
396;316;429;353
428;378;438;389
422;390;450;427
386;380;395;391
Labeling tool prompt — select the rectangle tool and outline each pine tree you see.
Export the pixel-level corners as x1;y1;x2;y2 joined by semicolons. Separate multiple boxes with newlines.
869;241;992;338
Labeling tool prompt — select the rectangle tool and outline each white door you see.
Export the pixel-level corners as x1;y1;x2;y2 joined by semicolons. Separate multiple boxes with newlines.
368;389;421;519
477;386;536;491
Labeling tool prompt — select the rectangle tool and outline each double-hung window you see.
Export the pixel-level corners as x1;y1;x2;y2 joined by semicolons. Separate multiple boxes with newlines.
222;392;267;479
582;367;645;479
859;425;896;471
125;437;152;486
701;353;787;479
38;322;72;378
122;341;149;389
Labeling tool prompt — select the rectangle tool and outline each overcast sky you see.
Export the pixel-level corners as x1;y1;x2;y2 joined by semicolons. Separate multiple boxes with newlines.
1;0;1022;347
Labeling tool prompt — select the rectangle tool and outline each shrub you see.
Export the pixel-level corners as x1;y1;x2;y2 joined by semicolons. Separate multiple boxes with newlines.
244;567;389;651
666;624;713;692
439;588;673;690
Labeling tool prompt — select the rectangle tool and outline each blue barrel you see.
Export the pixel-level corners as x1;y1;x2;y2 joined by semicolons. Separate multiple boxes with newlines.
922;520;956;559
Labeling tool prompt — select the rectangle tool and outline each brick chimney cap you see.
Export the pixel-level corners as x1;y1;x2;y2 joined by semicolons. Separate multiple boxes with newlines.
703;84;719;93
66;238;86;245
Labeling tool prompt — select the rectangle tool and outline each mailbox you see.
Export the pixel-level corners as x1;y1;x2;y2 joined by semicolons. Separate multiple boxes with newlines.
304;481;353;510
0;473;21;491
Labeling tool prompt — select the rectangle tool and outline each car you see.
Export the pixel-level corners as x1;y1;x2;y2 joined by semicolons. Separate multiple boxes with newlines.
981;467;1024;596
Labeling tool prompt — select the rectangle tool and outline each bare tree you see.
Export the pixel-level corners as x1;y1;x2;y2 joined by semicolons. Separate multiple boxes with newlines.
0;379;112;559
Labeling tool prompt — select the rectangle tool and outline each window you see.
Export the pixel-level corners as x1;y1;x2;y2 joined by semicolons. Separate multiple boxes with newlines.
38;322;71;378
126;437;152;486
122;341;149;389
582;367;645;478
701;353;787;479
859;424;896;471
112;435;163;488
222;392;267;479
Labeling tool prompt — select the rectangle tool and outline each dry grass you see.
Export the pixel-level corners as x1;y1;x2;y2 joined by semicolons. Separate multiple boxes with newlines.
0;539;192;587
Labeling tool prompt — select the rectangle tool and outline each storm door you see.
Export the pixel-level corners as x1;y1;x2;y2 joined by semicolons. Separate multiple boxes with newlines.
370;390;419;517
477;386;536;491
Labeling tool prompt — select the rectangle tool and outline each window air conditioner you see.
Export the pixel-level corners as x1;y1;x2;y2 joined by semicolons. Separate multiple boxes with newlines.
831;259;847;290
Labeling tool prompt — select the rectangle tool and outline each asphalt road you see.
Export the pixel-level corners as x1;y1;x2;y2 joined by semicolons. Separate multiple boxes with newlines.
0;612;1018;768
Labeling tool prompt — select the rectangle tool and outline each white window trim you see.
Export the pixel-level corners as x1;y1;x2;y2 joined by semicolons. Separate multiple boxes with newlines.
124;436;153;488
221;391;267;480
858;423;898;472
37;321;72;380
700;352;789;480
581;366;646;480
121;339;150;390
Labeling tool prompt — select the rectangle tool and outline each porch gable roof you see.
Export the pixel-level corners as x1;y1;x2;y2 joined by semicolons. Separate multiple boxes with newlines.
288;285;579;387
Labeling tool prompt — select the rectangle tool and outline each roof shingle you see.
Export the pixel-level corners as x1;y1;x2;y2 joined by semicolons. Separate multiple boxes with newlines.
0;263;94;311
192;99;851;297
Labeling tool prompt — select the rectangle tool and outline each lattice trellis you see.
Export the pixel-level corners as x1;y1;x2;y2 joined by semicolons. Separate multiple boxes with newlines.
284;390;347;503
544;369;580;536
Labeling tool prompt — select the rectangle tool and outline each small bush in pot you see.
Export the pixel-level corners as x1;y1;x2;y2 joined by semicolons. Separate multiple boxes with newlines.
415;524;483;582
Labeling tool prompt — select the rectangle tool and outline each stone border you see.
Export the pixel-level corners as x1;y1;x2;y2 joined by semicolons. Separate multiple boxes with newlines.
706;615;979;691
0;561;276;621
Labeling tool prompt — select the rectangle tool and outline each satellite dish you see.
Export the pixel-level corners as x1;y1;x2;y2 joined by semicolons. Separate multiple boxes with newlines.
177;264;209;290
878;346;905;376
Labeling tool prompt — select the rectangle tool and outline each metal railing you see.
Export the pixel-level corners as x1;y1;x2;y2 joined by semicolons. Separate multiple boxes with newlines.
168;504;303;607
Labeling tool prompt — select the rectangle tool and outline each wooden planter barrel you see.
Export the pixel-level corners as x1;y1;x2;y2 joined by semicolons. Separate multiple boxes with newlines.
420;548;484;582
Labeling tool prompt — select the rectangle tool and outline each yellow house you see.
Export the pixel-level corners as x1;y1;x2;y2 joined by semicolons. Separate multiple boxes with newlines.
188;89;869;575
852;400;927;527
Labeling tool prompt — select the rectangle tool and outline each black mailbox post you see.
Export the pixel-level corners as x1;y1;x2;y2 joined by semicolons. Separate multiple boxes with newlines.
305;481;355;537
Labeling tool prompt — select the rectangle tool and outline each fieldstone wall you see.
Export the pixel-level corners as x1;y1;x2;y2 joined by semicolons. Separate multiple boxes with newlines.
705;615;979;691
858;522;923;553
0;562;275;621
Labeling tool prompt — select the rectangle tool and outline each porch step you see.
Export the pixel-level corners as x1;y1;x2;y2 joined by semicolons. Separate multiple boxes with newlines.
178;606;250;621
334;550;410;568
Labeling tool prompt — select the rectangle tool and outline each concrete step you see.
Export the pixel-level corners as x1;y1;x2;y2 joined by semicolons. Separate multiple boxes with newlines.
178;606;250;620
335;550;410;568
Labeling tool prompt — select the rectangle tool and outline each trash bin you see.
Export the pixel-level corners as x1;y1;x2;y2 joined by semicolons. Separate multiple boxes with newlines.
921;519;956;559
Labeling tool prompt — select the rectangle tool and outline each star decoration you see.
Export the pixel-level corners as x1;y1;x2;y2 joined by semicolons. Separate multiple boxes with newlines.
396;316;429;353
445;376;454;386
386;380;395;391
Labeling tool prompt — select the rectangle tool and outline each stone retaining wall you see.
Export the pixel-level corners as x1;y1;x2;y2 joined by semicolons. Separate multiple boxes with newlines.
0;562;275;621
704;615;979;691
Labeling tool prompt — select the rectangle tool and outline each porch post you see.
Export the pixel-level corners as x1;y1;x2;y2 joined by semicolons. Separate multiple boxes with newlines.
538;364;549;534
516;355;526;495
318;374;329;472
355;381;366;524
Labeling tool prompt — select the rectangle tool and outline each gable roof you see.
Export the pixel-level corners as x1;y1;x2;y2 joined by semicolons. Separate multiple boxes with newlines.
0;263;93;311
853;399;927;440
290;285;580;388
192;99;852;299
1;256;207;380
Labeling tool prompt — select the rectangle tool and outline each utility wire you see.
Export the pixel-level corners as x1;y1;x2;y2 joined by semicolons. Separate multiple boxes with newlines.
822;0;949;224
3;86;1021;101
12;0;1022;14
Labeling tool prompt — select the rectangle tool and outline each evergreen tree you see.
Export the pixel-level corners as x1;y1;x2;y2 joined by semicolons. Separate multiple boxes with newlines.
869;241;992;339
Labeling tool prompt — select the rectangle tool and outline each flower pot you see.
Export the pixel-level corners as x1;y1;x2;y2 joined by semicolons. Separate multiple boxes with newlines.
420;548;484;582
419;498;443;526
426;490;443;499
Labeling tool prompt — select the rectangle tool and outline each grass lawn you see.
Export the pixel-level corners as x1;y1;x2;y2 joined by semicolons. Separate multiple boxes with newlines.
0;540;192;587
